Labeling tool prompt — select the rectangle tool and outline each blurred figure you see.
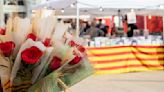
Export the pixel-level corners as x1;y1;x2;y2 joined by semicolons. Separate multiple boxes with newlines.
84;22;91;32
101;25;109;36
71;19;76;30
80;22;90;37
127;24;138;37
111;23;117;38
133;29;140;36
96;19;106;29
84;19;105;39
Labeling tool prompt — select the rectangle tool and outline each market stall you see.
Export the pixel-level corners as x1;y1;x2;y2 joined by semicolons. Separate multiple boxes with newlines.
31;0;164;75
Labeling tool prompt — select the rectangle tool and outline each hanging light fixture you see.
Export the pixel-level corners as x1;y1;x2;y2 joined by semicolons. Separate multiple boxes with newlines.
131;9;134;12
70;3;75;8
99;7;104;12
61;8;65;13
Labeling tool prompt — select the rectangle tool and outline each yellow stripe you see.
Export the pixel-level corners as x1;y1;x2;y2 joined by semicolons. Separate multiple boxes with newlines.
93;61;128;68
87;48;131;55
88;54;164;62
93;60;164;68
131;47;164;52
87;47;164;55
95;67;164;75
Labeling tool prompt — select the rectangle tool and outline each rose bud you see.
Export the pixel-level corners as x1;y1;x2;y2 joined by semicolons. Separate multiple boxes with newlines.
77;45;86;53
68;40;76;47
21;46;43;64
49;56;61;71
0;28;6;35
69;55;82;65
0;41;15;57
43;38;51;47
27;33;37;41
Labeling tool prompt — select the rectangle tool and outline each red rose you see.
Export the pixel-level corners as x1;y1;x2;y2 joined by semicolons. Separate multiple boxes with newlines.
68;40;76;47
43;38;51;47
21;46;43;64
0;41;15;57
27;33;37;41
0;28;6;35
77;45;86;53
49;56;61;71
69;56;82;65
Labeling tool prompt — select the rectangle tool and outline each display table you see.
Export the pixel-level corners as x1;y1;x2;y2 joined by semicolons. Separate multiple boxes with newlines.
86;45;164;75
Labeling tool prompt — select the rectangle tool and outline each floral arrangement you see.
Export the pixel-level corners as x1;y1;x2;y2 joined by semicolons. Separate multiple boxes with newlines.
0;15;94;92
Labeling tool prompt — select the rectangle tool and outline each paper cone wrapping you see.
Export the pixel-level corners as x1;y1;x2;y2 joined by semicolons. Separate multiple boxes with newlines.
64;31;73;40
52;21;69;42
36;41;75;82
0;17;14;42
0;56;12;92
31;47;54;84
11;39;46;82
52;40;74;61
11;39;33;82
38;16;56;41
66;37;85;46
12;17;32;56
10;39;46;92
31;16;41;36
61;57;94;87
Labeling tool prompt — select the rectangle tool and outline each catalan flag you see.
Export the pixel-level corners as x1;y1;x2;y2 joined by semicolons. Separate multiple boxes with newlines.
87;45;164;75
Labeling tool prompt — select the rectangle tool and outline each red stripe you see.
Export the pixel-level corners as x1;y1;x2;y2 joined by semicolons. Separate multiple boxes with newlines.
86;45;164;50
96;64;164;71
87;51;164;57
90;58;164;64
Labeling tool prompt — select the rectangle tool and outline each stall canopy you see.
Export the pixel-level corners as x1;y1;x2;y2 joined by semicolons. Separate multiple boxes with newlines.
32;0;164;16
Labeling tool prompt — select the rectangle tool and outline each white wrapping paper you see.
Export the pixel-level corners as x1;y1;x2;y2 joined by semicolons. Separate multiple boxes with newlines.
11;39;46;83
31;47;54;84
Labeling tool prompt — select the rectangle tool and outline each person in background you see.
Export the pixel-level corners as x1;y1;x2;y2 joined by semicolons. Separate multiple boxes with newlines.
101;25;109;37
84;19;105;39
79;22;90;37
111;23;117;37
123;20;128;35
71;19;76;30
84;22;91;32
96;19;106;29
127;24;138;37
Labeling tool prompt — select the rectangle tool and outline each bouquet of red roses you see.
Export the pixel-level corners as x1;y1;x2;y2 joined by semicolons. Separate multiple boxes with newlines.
27;37;94;92
0;15;94;92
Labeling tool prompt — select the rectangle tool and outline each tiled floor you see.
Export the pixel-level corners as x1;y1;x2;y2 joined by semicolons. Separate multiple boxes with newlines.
70;71;164;92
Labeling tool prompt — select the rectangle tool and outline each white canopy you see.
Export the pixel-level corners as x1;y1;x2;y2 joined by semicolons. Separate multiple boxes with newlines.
32;0;76;9
32;0;164;40
32;0;164;16
78;0;164;9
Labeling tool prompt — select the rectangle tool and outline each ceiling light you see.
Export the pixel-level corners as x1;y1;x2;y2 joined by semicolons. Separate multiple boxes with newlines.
70;3;75;8
61;8;65;13
99;7;104;12
131;9;134;12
